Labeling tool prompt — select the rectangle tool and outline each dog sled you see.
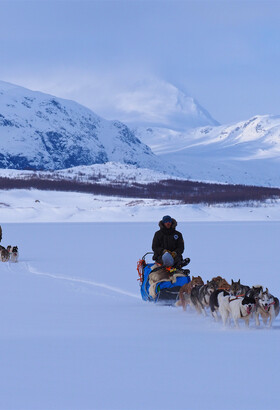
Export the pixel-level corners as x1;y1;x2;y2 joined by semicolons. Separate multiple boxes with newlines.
137;252;190;305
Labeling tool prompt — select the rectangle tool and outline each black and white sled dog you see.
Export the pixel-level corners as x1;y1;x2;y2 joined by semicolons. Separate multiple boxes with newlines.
255;288;280;327
209;289;230;321
7;245;19;262
245;285;264;301
190;280;216;316
218;293;256;328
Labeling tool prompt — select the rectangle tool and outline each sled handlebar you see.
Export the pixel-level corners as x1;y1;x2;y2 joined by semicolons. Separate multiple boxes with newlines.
142;252;154;260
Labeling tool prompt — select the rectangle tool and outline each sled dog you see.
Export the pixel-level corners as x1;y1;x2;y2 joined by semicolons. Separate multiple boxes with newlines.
176;276;204;311
230;279;250;296
209;276;230;291
255;288;279;327
245;285;263;301
0;245;10;262
190;280;216;315
10;246;19;263
209;289;230;321
218;293;256;328
210;276;224;288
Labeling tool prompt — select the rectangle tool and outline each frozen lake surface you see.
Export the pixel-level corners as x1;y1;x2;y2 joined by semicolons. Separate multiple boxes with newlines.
0;221;279;410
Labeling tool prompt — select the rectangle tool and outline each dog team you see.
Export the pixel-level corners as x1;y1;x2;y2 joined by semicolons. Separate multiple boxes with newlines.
0;245;19;263
176;275;279;328
0;226;19;263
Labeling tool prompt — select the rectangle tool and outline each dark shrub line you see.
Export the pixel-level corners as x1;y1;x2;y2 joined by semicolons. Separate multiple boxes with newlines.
0;177;279;204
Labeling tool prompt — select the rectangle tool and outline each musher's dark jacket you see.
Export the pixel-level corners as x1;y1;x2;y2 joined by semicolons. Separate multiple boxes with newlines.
152;218;184;263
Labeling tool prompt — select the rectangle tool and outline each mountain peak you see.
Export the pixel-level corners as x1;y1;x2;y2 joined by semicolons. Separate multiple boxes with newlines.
0;80;176;174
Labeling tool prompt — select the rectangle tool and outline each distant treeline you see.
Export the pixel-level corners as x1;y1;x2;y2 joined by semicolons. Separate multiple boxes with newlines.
0;176;279;204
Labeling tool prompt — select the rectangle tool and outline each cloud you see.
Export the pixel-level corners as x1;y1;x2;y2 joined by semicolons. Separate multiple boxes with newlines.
3;68;217;130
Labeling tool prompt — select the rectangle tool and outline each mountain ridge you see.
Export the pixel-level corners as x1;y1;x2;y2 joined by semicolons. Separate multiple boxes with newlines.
1;79;280;188
135;114;280;187
0;80;175;175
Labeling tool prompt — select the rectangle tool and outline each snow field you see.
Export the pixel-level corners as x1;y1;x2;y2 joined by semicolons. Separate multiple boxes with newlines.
0;222;279;410
0;189;280;223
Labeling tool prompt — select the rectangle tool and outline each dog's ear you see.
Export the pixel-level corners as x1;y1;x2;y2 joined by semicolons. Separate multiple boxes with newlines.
231;279;234;284
238;279;241;284
207;280;209;284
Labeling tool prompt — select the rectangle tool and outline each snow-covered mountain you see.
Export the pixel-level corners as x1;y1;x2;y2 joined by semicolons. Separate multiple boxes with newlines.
112;78;219;130
136;115;280;187
0;80;175;174
1;79;280;188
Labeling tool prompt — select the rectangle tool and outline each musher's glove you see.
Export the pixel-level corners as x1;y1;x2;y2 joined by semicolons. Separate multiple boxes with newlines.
181;257;191;267
171;251;177;258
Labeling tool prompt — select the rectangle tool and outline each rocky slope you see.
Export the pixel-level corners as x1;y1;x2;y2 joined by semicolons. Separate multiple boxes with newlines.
0;80;175;174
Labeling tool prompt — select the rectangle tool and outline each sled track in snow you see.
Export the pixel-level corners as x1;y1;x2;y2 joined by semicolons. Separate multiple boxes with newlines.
15;261;141;300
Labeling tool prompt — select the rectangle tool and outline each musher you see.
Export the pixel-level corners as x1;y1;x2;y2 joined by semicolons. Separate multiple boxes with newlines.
152;215;190;269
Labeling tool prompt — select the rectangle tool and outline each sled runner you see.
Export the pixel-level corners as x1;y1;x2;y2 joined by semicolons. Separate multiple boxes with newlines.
137;252;190;305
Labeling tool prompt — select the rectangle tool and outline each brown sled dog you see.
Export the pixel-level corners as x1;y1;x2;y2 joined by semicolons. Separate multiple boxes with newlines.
177;275;204;311
0;245;10;262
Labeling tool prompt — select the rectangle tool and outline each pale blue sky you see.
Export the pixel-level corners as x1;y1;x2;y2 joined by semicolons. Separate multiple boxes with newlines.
1;0;280;124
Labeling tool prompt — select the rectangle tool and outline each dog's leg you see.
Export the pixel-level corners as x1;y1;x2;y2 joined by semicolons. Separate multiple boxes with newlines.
181;294;188;311
212;309;219;321
233;314;240;328
262;314;268;326
221;310;228;326
234;319;240;328
221;305;231;326
218;303;226;325
195;304;203;315
268;311;274;328
198;298;207;316
244;317;250;327
201;306;207;317
178;290;185;310
190;298;201;314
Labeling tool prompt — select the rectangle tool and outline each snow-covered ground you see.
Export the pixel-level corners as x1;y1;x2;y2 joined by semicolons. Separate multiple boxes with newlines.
0;162;179;185
0;220;279;410
0;188;280;223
